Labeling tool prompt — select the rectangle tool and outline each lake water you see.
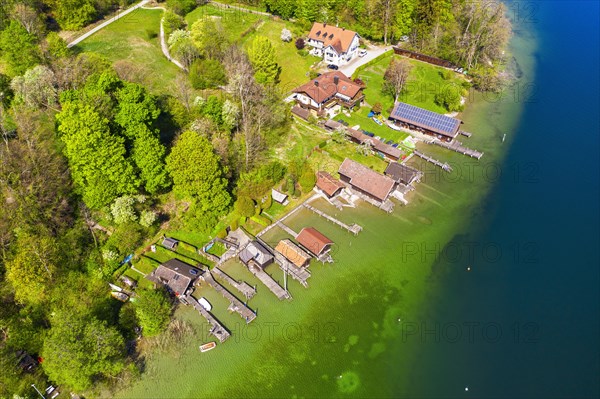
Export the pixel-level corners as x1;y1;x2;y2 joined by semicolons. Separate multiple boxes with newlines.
115;2;599;398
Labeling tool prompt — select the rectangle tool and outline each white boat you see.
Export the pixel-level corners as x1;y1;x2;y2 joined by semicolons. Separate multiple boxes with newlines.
198;297;212;311
109;283;123;292
111;291;129;302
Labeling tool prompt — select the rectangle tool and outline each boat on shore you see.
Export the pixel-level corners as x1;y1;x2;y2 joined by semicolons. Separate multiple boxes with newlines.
198;297;212;311
199;342;216;352
111;291;129;302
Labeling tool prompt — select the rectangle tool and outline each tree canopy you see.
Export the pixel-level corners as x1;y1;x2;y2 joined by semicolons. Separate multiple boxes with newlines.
41;311;126;391
134;288;172;337
247;36;281;85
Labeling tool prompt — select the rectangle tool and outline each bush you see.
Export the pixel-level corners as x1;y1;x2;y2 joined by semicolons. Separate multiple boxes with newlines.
299;168;316;193
434;86;463;112
295;38;305;50
135;288;172;336
139;210;157;228
297;49;309;57
281;28;292;42
163;10;186;34
230;219;239;231
216;229;227;239
372;102;383;114
146;29;158;40
234;196;256;218
167;0;196;15
189;59;227;90
440;70;453;80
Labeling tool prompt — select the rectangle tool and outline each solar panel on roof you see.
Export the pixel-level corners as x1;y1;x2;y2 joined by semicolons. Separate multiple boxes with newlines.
391;102;460;136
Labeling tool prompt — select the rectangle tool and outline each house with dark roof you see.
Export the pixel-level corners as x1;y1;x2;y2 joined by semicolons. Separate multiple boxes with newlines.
338;158;396;203
307;23;360;66
296;227;333;257
384;162;423;186
239;241;274;268
291;105;310;121
316;171;345;198
162;237;179;249
147;259;201;297
388;102;462;142
293;71;365;117
275;239;312;268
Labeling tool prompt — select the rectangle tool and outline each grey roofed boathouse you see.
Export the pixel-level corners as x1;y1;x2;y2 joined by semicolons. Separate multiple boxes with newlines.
384;162;423;186
239;241;274;268
147;259;201;296
388;102;461;140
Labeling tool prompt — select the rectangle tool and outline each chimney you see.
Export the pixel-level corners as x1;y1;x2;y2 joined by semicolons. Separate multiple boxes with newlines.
333;76;339;85
314;80;319;87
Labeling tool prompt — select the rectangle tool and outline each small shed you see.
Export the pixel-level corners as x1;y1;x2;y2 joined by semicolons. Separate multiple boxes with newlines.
272;189;289;205
146;259;201;297
324;119;343;131
239;241;274;268
275;239;312;268
162;237;179;249
291;105;310;120
296;227;333;257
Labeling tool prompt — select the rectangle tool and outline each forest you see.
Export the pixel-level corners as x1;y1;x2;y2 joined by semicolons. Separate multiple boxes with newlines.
0;0;510;397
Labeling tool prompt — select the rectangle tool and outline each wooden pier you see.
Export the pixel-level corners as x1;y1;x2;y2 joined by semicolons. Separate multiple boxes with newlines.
245;262;291;300
212;267;256;299
414;150;453;172
202;271;257;323
185;294;231;342
432;140;483;159
276;221;298;238
459;130;472;138
303;203;362;235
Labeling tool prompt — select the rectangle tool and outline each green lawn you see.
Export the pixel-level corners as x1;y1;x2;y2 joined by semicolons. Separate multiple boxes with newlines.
74;8;182;95
186;4;320;91
353;54;469;115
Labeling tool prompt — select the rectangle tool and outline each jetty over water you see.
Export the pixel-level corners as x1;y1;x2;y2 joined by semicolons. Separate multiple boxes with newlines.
431;139;483;159
303;203;362;235
244;260;291;300
212;267;256;299
414;150;453;172
185;294;230;342
201;270;257;323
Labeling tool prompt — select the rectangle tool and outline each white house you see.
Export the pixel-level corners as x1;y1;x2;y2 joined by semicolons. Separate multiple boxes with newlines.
306;22;360;67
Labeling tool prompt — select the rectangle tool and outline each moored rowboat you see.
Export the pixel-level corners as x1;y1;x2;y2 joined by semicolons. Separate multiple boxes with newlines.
199;342;216;352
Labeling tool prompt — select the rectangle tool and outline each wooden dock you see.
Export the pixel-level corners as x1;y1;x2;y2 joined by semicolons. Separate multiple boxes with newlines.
414;150;453;172
212;267;256;299
245;262;291;300
459;130;472;138
185;294;230;342
432;140;483;159
202;271;257;323
276;221;298;238
303;203;362;235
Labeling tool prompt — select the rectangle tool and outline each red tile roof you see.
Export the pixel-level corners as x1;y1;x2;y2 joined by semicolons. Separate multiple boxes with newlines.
316;171;345;197
296;227;333;256
293;71;363;104
338;159;395;202
308;23;358;54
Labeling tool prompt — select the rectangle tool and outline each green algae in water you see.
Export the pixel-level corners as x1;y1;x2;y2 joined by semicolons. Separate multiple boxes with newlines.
337;371;361;394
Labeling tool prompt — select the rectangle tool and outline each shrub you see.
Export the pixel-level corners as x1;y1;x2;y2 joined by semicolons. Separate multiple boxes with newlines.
372;102;383;114
216;229;227;239
234;196;256;218
230;219;239;231
111;196;137;225
281;28;292;42
189;59;227;89
295;38;305;50
440;70;453;80
163;10;186;34
167;0;196;16
146;29;158;40
299;168;316;193
434;86;463;112
297;49;309;57
139;210;157;227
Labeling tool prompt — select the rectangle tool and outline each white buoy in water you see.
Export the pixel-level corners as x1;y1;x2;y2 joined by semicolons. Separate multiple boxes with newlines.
467;266;471;271
465;386;469;392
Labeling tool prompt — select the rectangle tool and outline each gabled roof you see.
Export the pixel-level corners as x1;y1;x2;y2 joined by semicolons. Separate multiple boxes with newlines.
239;241;273;266
291;105;310;120
338;159;395;202
275;239;312;268
308;23;358;54
271;189;288;204
293;71;363;104
373;140;402;160
162;237;179;249
385;162;422;185
296;227;333;256
147;259;200;296
316;171;345;197
389;102;461;138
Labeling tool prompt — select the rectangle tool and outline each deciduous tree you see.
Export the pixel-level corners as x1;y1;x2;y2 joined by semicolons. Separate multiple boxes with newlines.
134;288;172;336
247;36;281;85
0;21;40;76
384;58;413;101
